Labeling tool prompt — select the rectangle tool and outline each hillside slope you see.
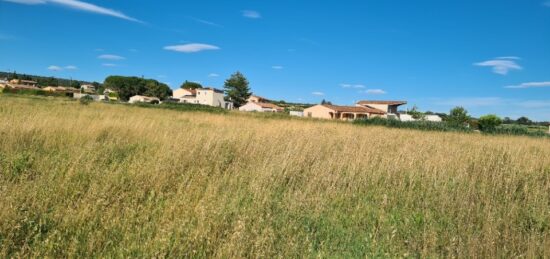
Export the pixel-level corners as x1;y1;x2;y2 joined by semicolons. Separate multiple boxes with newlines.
1;95;549;257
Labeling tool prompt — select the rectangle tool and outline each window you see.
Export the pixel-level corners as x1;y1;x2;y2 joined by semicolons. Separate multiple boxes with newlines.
308;112;312;117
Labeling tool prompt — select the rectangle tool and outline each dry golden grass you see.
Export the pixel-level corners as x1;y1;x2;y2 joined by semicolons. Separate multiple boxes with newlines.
1;95;549;257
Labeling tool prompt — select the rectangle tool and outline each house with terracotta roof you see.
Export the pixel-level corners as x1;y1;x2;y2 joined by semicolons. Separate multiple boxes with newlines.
303;104;386;120
247;95;270;103
9;79;38;87
239;101;284;113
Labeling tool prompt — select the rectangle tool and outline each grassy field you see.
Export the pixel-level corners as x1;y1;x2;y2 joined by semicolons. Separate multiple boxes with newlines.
1;95;549;257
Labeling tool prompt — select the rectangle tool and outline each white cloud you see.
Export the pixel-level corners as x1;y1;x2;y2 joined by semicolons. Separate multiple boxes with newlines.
164;43;220;53
474;58;522;75
340;83;365;89
517;100;550;109
102;63;117;67
188;16;223;28
242;10;261;19
363;89;386;95
496;56;521;60
64;65;77;70
208;73;220;77
272;65;283;70
98;54;125;60
47;65;62;71
505;81;550;89
3;0;142;23
312;92;324;96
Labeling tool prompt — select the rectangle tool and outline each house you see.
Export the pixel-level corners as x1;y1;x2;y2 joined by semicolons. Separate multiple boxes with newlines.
129;95;161;104
103;89;119;101
400;114;442;122
173;88;197;98
81;84;96;93
172;87;233;109
247;95;270;103
9;79;37;87
356;100;407;115
73;93;107;102
290;111;304;117
43;86;79;93
239;102;284;112
303;104;386;120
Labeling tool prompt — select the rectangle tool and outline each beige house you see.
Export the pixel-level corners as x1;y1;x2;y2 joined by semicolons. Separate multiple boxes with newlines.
129;95;160;104
172;87;233;109
9;79;37;87
247;95;270;103
81;84;96;94
239;102;284;112
356;100;407;115
172;88;197;98
303;104;386;120
43;86;79;93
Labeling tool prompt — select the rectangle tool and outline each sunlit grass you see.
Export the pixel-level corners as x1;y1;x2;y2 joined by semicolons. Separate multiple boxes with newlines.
1;95;549;257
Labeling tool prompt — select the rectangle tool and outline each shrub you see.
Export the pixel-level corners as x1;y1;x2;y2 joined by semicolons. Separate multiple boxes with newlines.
354;117;472;133
79;95;94;105
478;114;502;132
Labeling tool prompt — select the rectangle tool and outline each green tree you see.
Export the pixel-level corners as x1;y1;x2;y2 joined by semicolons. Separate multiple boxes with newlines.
447;106;470;126
516;116;532;125
70;81;81;89
409;105;425;120
180;80;203;89
478;114;502;132
224;72;251;108
104;76;172;101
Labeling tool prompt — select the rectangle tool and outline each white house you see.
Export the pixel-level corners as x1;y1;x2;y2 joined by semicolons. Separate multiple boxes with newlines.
81;84;96;93
172;87;233;109
73;93;107;102
290;111;304;117
239;102;284;112
399;114;442;122
129;95;160;104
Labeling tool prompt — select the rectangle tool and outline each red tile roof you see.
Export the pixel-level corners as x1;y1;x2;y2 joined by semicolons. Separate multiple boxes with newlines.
256;102;284;110
322;104;386;114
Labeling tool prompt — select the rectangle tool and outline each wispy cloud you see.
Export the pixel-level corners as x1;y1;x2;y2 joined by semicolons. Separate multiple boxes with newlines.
65;65;77;70
2;0;143;23
340;83;365;89
496;56;521;60
272;65;284;70
164;43;220;53
242;10;261;19
47;65;62;71
312;91;325;96
474;57;522;75
98;54;125;60
102;63;117;67
505;81;550;89
188;16;223;28
362;89;386;95
208;73;220;77
544;1;550;7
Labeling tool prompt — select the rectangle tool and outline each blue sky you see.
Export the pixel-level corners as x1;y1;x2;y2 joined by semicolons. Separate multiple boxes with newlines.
0;0;549;120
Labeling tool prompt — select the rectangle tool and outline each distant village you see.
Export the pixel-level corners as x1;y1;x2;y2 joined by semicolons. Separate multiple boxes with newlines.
0;76;444;122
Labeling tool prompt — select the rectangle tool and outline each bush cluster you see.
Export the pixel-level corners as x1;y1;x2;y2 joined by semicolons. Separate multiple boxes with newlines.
354;117;472;133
